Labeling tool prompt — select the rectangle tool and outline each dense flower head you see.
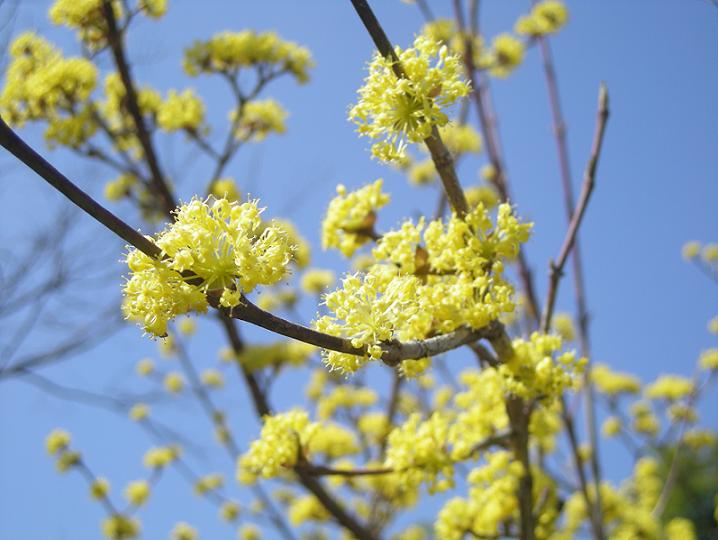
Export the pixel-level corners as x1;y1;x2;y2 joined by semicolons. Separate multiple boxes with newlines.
143;445;180;468
591;363;641;396
231;99;288;142
238;410;318;482
482;34;525;78
122;197;294;336
157;89;206;132
699;348;718;371
516;1;569;37
46;428;72;455
183;30;313;82
137;0;167;19
234;340;316;372
385;412;454;493
499;332;586;402
288;495;331;526
124;480;150;506
349;35;470;162
102;514;140;540
209;178;241;202
316;385;378;420
435;451;523;539
318;201;531;373
300;268;336;295
321;180;390;257
48;0;123;50
1;33;98;132
644;374;694;401
170;522;198;540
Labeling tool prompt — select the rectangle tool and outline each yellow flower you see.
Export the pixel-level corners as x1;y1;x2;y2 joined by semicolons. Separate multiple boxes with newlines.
516;1;569;37
123;198;294;337
157;89;205;132
46;428;71;455
349;35;470;162
102;515;140;540
210;178;241;202
90;477;110;500
681;240;701;260
129;403;149;421
219;501;240;522
321;180;389;257
552;312;576;342
136;358;155;376
184;30;313;83
124;480;150;506
591;363;641;395
231;99;287;142
699;348;718;371
702;242;718;262
300;269;335;295
601;416;622;437
194;473;223;495
170;522;197;540
143;446;179;469
644;374;693;401
483;34;524;78
164;372;184;393
201;369;224;388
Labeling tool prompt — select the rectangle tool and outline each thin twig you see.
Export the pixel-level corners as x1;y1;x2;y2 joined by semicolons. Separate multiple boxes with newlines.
541;83;609;333
101;0;176;216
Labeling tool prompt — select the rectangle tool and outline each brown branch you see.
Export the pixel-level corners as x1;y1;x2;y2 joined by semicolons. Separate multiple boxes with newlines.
101;0;176;216
541;83;609;334
349;0;469;217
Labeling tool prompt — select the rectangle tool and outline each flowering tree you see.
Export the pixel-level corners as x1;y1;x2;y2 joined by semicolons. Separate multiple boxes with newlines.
1;1;717;539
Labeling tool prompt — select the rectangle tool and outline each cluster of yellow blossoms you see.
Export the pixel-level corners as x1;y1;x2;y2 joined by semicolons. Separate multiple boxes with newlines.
408;123;483;185
183;30;313;83
321;179;390;257
237;410;359;483
230;99;288;142
0;33;97;141
349;35;470;162
122;197;294;336
318;183;531;373
515;1;569;37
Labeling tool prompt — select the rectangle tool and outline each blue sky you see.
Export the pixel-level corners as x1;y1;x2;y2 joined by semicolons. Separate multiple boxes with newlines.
1;1;717;539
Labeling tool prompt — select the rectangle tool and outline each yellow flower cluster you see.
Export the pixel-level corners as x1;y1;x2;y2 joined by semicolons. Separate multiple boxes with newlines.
90;477;110;500
516;1;569;37
288;495;330;527
122;198;294;336
699;348;718;371
300;268;336;295
435;452;523;540
465;185;499;209
231;99;288;142
385;412;454;493
48;0;121;50
137;0;167;19
483;34;525;78
234;341;316;372
194;473;223;495
104;173;138;202
210;178;241;202
143;445;180;468
499;333;586;402
316;268;424;373
321;180;390;257
129;403;149;421
183;30;313;83
644;374;694;401
157;89;206;132
238;410;318;482
170;522;198;540
349;35;470;162
318;201;531;373
1;33;98;144
316;385;378;420
124;480;150;506
305;423;359;460
102;515;140;540
591;363;641;396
